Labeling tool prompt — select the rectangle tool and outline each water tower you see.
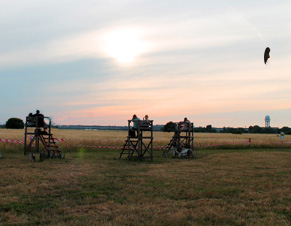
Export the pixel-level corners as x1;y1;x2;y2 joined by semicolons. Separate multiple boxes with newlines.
265;115;271;127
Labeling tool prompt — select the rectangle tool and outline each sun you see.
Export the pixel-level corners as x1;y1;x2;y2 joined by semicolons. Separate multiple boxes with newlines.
104;29;145;63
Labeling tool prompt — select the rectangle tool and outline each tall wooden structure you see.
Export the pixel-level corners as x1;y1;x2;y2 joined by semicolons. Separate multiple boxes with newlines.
24;115;62;160
120;120;153;160
163;122;195;158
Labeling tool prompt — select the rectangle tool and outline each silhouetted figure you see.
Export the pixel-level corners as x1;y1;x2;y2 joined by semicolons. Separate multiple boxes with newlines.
264;47;270;64
143;115;149;122
33;110;48;133
26;112;36;126
179;117;190;131
34;110;45;127
141;114;151;129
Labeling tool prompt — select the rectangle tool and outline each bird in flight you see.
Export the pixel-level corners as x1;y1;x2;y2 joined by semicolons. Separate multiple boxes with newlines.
264;47;270;64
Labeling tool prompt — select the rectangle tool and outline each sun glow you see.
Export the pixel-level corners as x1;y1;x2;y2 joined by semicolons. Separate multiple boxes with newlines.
104;29;145;63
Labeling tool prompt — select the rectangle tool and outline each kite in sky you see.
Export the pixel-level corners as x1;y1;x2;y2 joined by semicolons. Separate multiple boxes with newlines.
264;47;270;64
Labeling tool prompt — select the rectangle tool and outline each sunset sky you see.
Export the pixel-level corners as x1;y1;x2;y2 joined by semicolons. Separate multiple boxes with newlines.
1;0;291;127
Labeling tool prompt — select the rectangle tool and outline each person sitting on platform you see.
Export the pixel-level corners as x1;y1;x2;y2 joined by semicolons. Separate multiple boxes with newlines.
33;110;43;117
33;110;47;131
27;112;36;126
179;117;190;131
141;114;151;129
143;115;149;122
184;117;190;123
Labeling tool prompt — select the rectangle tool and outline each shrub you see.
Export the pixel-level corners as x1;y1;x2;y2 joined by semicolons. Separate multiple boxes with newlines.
163;121;176;132
5;118;24;129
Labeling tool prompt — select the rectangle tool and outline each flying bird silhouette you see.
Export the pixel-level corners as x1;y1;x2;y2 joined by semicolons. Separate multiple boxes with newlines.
264;47;270;64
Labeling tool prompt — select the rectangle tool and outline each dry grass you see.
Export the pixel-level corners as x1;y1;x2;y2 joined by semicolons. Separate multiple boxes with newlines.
0;129;291;225
1;128;291;149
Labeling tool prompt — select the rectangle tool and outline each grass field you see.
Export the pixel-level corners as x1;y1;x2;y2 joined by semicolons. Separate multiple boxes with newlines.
0;129;291;225
2;128;291;149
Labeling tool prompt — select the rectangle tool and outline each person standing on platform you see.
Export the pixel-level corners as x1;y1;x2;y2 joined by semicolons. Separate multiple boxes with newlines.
129;114;140;137
132;114;140;129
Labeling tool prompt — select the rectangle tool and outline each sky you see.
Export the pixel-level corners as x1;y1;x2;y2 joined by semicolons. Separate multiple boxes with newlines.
1;0;291;127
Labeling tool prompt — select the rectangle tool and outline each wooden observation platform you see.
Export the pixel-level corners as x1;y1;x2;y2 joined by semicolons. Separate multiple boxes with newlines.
24;115;63;160
163;122;195;158
119;120;153;160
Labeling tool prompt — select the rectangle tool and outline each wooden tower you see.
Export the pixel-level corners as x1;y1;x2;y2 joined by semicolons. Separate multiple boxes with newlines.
163;122;195;158
120;120;153;160
24;115;63;160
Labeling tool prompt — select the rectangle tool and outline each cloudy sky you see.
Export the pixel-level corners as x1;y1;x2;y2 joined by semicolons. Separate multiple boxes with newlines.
1;0;291;127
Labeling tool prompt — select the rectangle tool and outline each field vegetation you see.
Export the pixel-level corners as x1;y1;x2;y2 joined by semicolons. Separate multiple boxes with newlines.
2;128;291;149
0;129;290;225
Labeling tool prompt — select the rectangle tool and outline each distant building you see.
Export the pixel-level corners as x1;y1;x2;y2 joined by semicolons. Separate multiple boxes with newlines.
265;115;271;127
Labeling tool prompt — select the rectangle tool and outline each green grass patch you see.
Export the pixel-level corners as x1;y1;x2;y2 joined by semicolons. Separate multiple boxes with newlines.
0;148;290;225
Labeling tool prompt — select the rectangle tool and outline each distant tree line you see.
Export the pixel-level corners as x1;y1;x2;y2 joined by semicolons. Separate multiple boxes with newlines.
222;125;291;134
162;121;291;134
220;127;247;134
248;125;279;134
215;125;291;134
2;117;291;135
193;125;216;133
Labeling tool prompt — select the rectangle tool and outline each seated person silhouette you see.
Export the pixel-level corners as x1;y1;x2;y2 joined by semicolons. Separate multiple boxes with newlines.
33;110;47;132
140;114;151;130
179;117;190;131
143;115;149;122
27;112;36;126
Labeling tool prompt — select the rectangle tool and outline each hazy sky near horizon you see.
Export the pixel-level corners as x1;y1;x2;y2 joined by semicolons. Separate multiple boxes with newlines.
1;0;291;127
